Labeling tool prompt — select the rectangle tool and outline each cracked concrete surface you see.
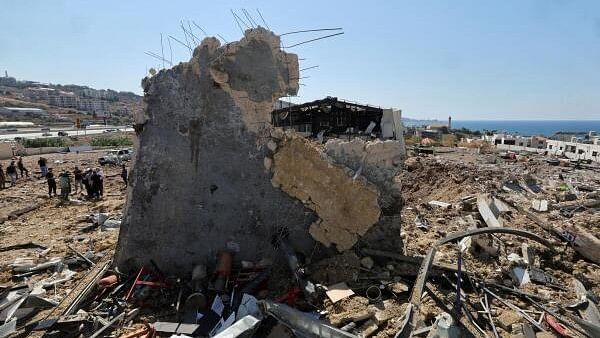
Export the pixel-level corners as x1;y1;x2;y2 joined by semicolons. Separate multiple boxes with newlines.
270;133;381;251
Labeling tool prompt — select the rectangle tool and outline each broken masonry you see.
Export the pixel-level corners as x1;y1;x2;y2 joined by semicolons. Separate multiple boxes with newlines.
115;27;406;274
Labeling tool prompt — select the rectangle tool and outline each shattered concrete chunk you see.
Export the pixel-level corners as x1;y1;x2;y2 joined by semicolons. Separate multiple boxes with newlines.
324;138;405;181
115;28;313;273
271;134;381;251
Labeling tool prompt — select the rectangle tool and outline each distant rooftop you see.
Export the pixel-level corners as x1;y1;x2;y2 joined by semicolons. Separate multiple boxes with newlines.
2;107;45;111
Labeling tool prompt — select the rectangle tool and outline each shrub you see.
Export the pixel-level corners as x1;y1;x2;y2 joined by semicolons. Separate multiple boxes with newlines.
22;137;66;148
91;136;133;147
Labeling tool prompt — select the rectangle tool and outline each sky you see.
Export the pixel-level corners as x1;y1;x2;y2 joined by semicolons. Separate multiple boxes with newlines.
1;0;600;120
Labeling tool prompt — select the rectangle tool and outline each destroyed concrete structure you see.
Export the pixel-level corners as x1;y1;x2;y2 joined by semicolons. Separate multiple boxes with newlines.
271;96;404;141
115;28;314;272
115;27;406;273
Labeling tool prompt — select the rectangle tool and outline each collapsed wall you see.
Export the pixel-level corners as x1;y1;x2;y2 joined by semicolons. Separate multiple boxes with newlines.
115;28;316;273
116;27;406;273
269;132;382;251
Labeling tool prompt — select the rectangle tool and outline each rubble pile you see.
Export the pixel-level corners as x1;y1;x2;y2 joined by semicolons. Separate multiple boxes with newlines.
2;147;596;338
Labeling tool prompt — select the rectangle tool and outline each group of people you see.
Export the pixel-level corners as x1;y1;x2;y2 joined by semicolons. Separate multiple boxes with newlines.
0;157;30;189
1;156;129;201
47;165;128;200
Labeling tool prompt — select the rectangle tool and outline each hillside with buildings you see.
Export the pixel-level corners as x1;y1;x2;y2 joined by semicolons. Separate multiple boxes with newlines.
0;72;141;126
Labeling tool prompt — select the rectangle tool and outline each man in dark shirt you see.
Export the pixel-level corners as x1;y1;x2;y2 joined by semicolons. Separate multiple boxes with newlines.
38;157;48;178
17;157;29;178
46;168;57;197
73;166;83;194
0;164;5;189
6;161;17;187
90;169;102;199
120;164;128;187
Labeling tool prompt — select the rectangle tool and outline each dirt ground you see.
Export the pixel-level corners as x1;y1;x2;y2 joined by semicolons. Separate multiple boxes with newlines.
1;147;600;338
0;151;127;333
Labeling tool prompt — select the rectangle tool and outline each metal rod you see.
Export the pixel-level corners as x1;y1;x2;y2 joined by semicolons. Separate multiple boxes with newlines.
242;8;257;27
160;33;165;69
230;9;245;35
89;312;125;338
169;35;192;53
299;65;319;72
180;22;192;50
187;20;201;44
283;32;344;48
144;52;173;66
484;287;546;332
217;34;229;44
145;50;171;63
192;21;208;37
483;294;500;338
144;51;172;66
67;244;95;267
455;251;463;317
256;8;270;30
280;27;343;36
233;10;250;29
168;37;173;64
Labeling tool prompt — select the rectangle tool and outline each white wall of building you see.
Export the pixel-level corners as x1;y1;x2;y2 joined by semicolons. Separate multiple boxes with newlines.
546;140;600;162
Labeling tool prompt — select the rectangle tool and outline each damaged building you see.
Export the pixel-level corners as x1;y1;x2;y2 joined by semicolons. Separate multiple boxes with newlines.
271;96;404;140
115;27;406;274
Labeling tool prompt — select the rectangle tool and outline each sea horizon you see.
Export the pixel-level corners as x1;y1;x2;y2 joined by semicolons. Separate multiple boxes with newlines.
404;119;600;137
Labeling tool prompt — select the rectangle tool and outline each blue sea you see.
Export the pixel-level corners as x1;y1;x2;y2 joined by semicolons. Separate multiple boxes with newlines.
451;120;600;137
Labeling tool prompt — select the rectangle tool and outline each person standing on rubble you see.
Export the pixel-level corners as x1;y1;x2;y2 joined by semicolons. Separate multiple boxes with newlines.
46;168;57;197
58;170;71;201
90;169;102;199
97;167;104;197
0;164;5;189
38;157;48;178
83;168;93;198
120;164;128;187
6;161;17;187
73;166;84;194
17;157;29;178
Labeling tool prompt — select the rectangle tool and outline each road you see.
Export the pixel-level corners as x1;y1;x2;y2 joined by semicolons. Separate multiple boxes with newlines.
0;126;133;141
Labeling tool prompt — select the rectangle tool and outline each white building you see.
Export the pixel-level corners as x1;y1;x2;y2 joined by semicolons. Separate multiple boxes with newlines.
80;88;117;100
25;87;56;100
78;98;110;113
0;107;48;117
48;91;78;108
546;140;600;162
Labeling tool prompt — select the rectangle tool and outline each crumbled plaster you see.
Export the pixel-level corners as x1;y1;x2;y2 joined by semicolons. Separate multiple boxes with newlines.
325;137;404;213
325;138;405;184
270;133;381;251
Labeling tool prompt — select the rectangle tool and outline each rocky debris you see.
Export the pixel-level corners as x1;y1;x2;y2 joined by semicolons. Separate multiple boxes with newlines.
3;146;600;338
0;151;126;337
271;133;381;251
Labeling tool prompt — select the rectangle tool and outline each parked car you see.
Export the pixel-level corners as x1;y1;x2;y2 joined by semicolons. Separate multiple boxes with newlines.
98;151;120;165
98;148;133;165
116;148;133;161
42;132;51;136
58;131;69;136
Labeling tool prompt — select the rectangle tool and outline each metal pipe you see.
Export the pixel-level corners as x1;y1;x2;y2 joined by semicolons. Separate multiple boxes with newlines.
280;27;343;36
283;32;344;48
